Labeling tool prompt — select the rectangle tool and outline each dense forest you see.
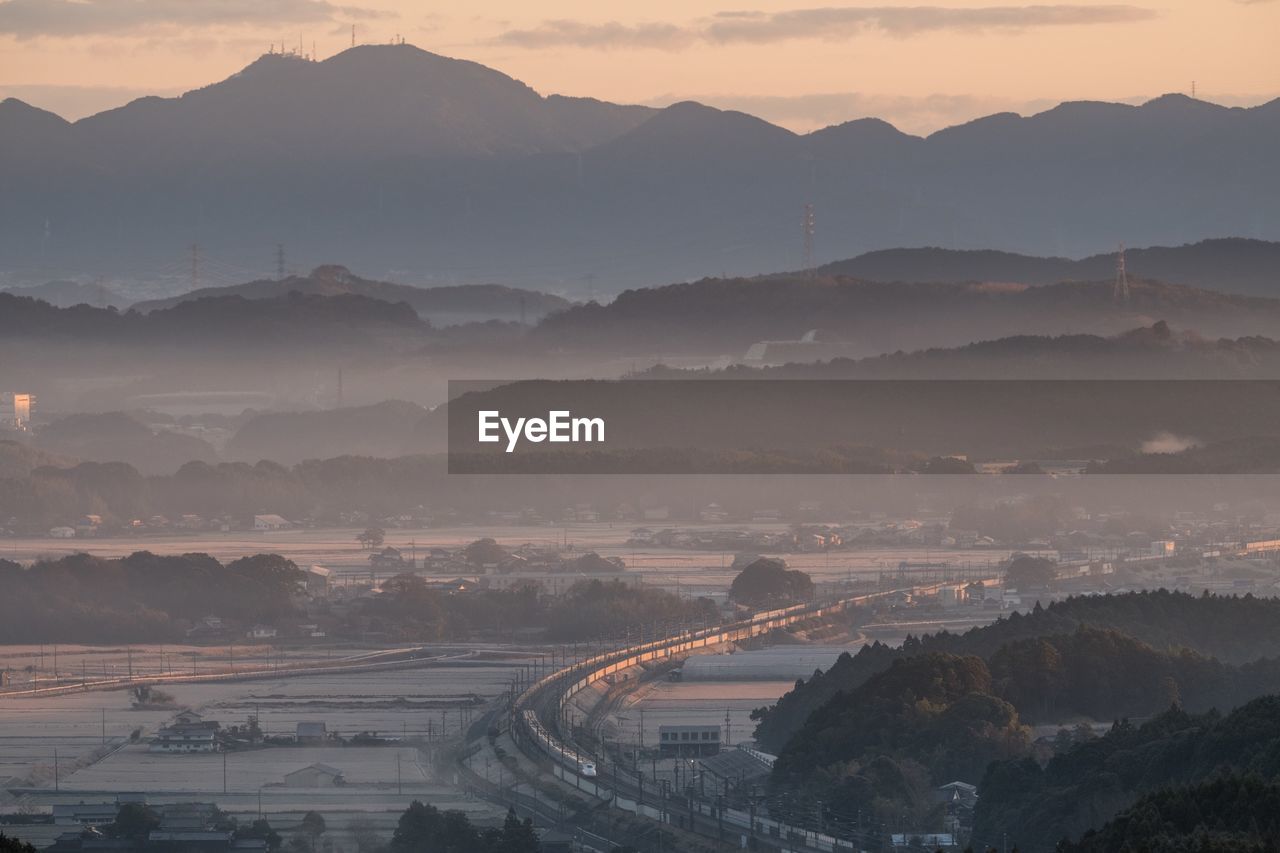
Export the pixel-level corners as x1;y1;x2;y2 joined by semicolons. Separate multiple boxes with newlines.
0;552;304;643
753;591;1280;753
0;554;711;645
767;629;1280;833
977;698;1280;852
1059;775;1280;853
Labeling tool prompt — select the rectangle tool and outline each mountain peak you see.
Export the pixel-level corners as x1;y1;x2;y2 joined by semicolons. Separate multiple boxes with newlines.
0;97;70;125
599;99;797;160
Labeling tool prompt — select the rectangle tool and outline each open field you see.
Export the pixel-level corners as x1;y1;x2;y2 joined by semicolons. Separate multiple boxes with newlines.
59;744;429;792
0;656;525;795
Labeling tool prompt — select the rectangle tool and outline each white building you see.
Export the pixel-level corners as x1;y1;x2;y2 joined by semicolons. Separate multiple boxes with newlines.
253;514;292;531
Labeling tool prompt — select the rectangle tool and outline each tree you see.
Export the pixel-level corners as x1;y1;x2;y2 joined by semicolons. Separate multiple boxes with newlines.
729;558;813;607
0;836;37;853
238;819;283;852
109;803;161;840
493;809;539;853
130;684;177;708
1003;554;1057;591
357;527;385;550
299;811;326;853
463;537;509;566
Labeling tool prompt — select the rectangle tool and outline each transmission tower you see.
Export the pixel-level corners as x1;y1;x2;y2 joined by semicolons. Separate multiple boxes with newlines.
276;244;286;280
1113;242;1129;305
802;203;815;274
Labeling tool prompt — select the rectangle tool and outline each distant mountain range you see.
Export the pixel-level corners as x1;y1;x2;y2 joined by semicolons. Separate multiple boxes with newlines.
0;279;125;309
1;44;1277;291
534;274;1280;356
129;264;572;322
817;238;1280;296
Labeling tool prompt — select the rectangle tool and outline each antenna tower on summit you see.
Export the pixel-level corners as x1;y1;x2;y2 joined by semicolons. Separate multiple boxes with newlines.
802;203;815;274
1113;242;1129;305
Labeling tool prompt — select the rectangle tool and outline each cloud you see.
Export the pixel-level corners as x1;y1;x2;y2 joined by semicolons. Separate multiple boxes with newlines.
705;5;1157;42
491;19;695;50
0;0;386;40
493;5;1157;50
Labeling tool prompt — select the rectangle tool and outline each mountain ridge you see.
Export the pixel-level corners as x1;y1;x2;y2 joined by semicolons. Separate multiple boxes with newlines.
2;44;1278;289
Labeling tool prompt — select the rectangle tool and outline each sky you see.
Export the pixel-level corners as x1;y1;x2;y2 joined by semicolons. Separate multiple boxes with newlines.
1;0;1278;135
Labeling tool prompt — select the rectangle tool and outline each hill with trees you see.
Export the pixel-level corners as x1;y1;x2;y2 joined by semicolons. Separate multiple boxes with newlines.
752;591;1280;752
131;265;571;323
533;277;1280;357
224;401;428;465
816;238;1280;297
638;323;1280;380
767;628;1280;829
1059;774;1280;853
976;698;1280;852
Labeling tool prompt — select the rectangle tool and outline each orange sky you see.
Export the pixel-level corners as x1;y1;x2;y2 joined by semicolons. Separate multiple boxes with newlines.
1;0;1278;134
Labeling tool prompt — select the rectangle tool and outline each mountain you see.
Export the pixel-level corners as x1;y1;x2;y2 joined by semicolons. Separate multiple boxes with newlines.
816;238;1280;296
0;289;428;346
1;46;1277;292
35;412;217;475
2;279;125;309
61;46;655;171
225;400;427;464
130;264;572;322
638;323;1280;380
532;274;1280;357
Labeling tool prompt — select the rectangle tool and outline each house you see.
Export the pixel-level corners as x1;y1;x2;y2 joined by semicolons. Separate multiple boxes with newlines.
186;616;229;640
283;762;345;787
52;803;121;827
370;546;408;568
150;716;220;753
246;625;277;640
49;526;76;539
302;564;332;596
483;571;641;597
296;721;327;743
253;514;291;531
657;724;721;757
699;503;730;523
